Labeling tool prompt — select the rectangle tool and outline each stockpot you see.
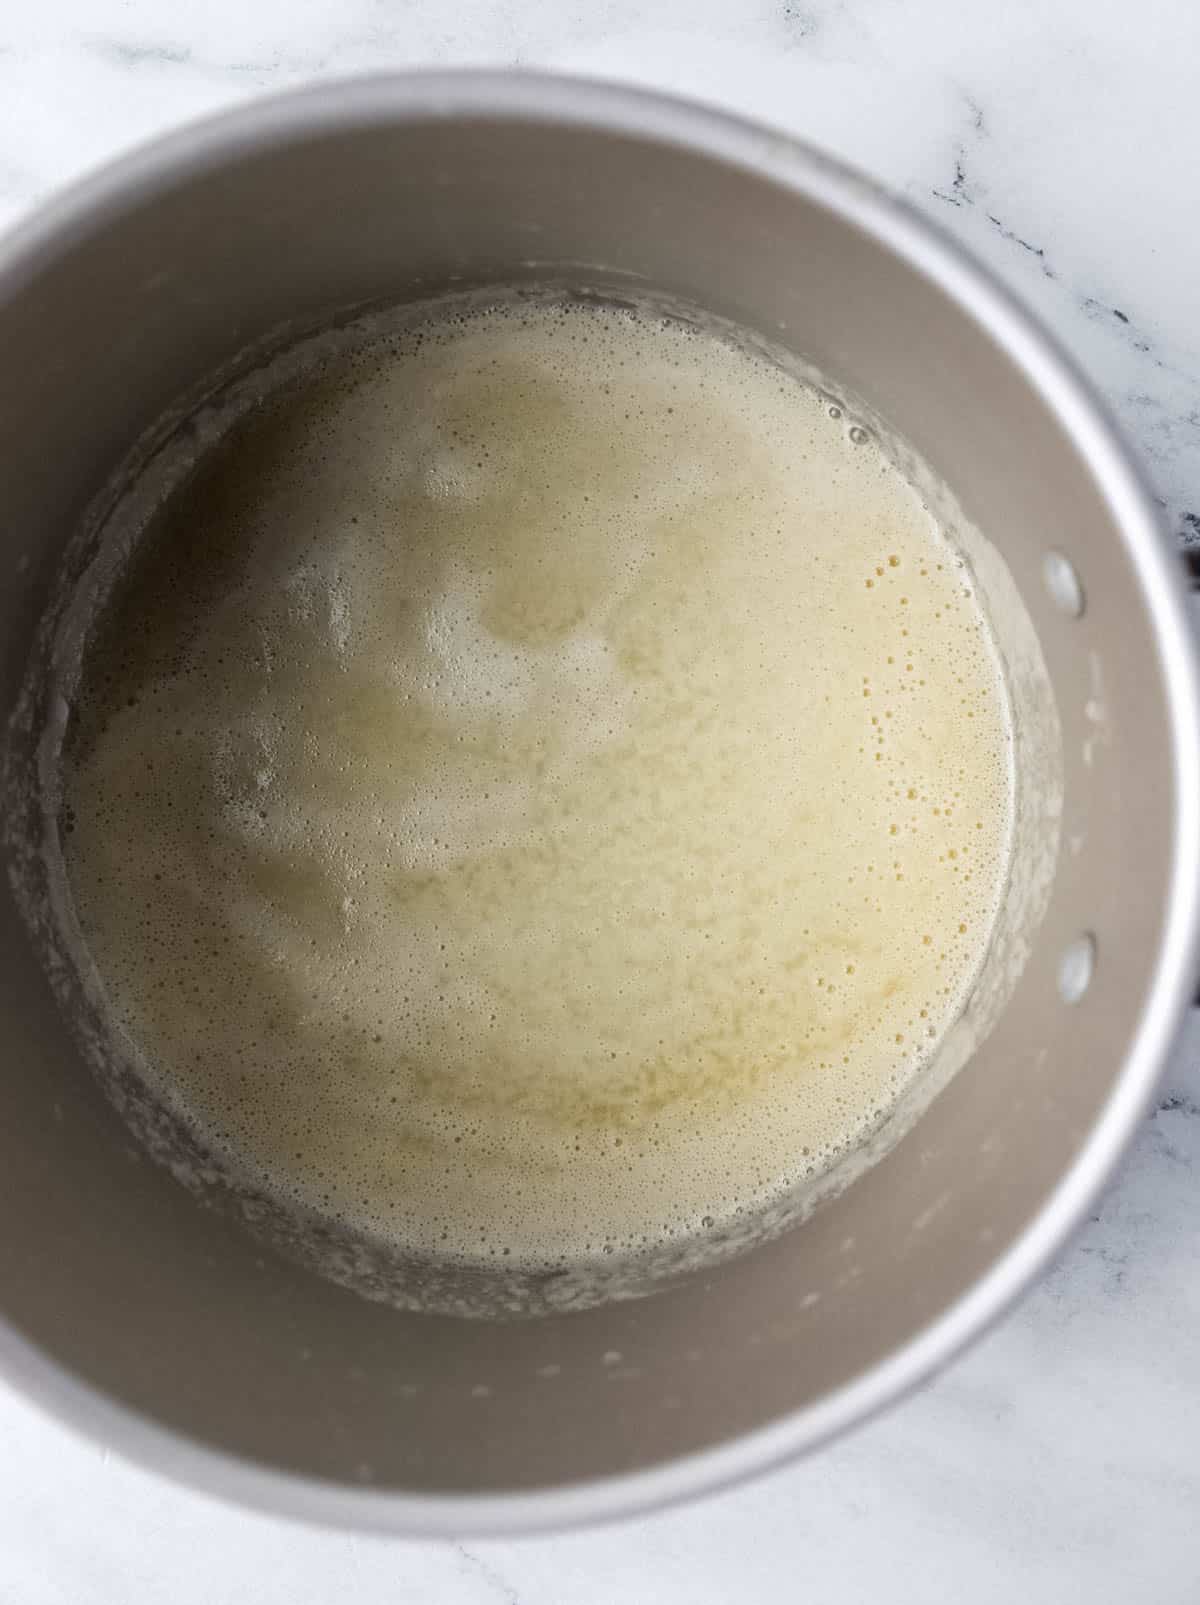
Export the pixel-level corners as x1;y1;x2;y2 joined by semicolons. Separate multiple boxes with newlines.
0;71;1197;1535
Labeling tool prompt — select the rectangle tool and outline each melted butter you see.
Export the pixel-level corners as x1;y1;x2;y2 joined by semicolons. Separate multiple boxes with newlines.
64;296;1013;1270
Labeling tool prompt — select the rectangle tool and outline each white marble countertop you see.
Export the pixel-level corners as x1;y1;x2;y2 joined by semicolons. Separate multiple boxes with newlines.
3;2;1200;1599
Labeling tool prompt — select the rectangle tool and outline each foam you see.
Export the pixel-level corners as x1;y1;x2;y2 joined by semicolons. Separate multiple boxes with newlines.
61;293;1014;1277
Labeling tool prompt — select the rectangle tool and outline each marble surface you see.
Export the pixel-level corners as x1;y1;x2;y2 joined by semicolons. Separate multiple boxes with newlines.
2;0;1200;1598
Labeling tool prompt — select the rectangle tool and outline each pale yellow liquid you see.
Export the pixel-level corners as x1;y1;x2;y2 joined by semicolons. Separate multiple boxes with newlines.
64;297;1012;1271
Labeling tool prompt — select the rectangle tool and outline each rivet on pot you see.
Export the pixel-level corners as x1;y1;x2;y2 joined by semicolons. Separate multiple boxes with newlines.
1043;550;1085;617
1058;933;1096;1003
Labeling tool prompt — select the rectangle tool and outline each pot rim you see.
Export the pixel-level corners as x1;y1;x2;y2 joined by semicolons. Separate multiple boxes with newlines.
2;67;1197;1538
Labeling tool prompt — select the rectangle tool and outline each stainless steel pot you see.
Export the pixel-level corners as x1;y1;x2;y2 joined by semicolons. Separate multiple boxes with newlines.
1;71;1197;1536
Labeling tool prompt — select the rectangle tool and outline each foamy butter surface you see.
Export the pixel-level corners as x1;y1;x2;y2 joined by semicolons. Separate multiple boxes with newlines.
64;297;1013;1273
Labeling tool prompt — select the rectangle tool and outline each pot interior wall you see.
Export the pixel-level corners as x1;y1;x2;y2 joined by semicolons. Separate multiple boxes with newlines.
0;92;1181;1499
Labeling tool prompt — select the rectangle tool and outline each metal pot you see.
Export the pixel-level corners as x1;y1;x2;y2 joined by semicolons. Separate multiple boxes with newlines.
0;71;1196;1536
